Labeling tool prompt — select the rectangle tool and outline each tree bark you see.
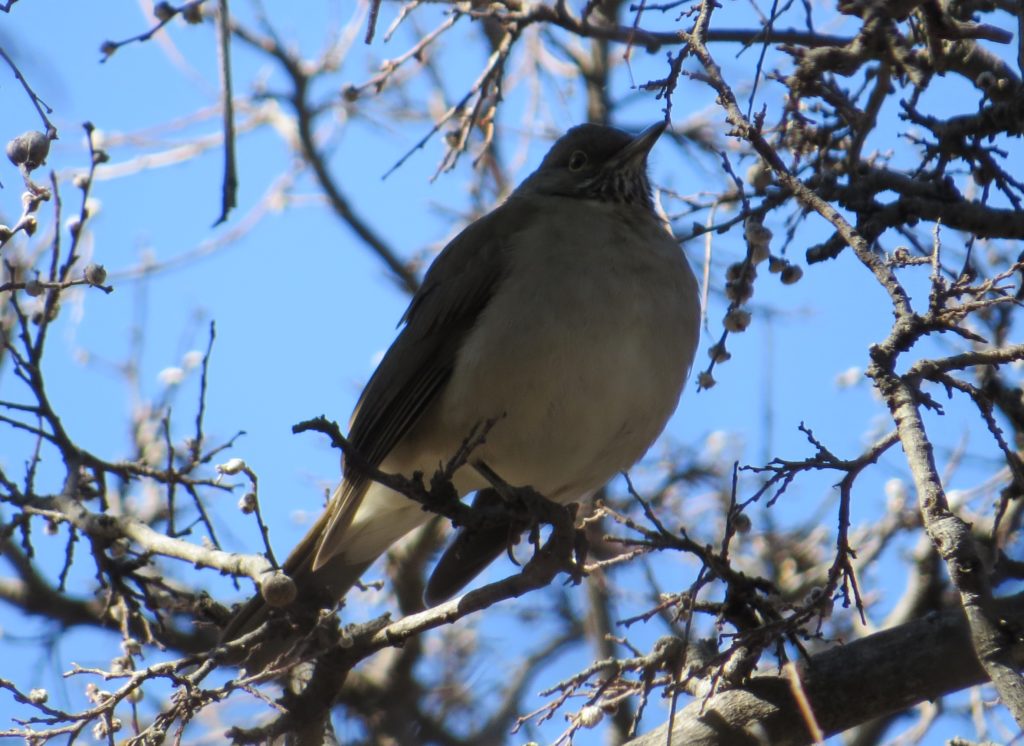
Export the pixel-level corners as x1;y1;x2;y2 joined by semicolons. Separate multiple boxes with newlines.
627;593;1024;746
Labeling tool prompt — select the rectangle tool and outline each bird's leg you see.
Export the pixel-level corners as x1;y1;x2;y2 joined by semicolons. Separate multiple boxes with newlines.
439;416;503;481
470;460;586;586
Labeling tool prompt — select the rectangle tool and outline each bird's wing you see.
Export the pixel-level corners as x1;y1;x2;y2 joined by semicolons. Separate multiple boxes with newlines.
311;202;520;570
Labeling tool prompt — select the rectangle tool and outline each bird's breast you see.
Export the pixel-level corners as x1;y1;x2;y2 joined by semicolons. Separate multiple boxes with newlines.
424;198;701;501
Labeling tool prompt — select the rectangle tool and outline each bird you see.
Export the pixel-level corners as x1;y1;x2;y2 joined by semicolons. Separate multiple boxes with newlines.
223;121;701;662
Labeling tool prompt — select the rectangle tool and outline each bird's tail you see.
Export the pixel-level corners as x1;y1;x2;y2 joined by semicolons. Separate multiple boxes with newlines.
219;481;429;672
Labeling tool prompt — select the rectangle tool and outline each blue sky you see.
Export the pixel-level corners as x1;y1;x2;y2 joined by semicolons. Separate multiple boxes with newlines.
2;2;1021;743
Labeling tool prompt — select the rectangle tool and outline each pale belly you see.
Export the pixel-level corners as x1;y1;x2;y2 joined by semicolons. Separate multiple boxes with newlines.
405;228;696;502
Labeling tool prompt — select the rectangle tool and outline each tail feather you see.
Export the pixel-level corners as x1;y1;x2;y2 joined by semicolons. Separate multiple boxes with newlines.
311;482;361;572
220;482;430;672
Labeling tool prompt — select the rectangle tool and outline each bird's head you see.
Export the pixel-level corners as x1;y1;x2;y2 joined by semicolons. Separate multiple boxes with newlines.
516;122;667;210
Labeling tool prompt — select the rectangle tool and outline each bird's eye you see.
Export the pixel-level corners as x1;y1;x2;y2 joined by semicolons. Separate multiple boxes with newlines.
567;150;588;171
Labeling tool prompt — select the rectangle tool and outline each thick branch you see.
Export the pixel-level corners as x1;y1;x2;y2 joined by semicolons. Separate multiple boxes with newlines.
867;361;1024;727
627;593;1024;746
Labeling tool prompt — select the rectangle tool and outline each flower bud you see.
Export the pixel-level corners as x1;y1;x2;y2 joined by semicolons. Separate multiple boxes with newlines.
744;219;772;264
154;2;175;21
261;571;298;607
732;512;752;534
157;367;185;386
746;161;772;191
182;2;203;23
578;705;603;728
708;341;731;363
725;279;753;304
218;458;247;475
238;492;257;514
723;308;752;332
7;131;50;170
780;265;804;285
84;263;107;285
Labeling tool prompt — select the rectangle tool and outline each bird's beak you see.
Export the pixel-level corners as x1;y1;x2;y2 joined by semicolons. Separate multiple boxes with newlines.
613;121;668;168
